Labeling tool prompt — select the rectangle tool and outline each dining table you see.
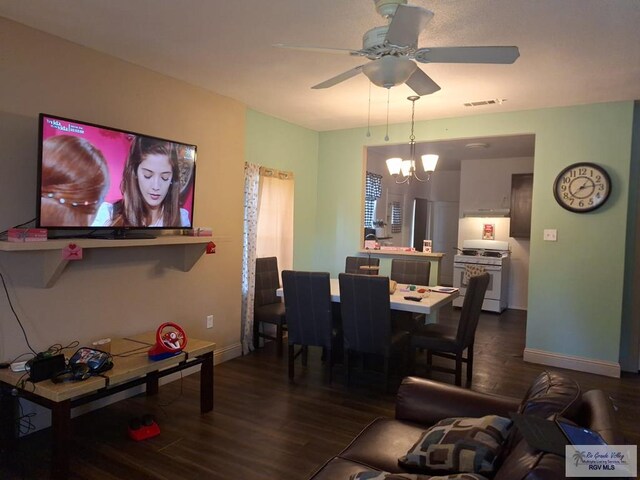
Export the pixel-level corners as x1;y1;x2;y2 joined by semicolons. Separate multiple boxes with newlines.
276;278;458;317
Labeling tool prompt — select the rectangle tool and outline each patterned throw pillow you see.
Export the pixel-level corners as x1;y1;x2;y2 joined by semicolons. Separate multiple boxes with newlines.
350;471;490;480
398;415;512;475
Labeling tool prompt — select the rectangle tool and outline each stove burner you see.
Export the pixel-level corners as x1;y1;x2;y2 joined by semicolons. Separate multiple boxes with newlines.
455;249;505;258
456;249;479;256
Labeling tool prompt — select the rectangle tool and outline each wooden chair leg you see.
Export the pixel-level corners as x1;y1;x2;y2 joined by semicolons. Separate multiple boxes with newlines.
253;321;260;349
408;347;416;375
344;350;350;387
426;350;433;370
276;324;283;357
301;346;308;366
383;355;390;392
288;344;295;380
455;352;463;386
466;344;474;386
326;348;333;384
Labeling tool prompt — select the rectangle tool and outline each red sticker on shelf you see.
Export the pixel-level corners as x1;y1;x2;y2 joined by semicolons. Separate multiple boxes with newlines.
62;243;83;260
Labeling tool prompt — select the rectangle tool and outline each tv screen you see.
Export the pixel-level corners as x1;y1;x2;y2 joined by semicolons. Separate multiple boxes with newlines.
36;113;196;236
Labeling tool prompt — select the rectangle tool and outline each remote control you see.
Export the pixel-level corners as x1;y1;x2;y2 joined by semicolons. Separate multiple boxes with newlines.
404;296;422;302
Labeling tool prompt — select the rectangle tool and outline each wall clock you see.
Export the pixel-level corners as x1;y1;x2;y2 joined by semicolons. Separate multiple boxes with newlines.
553;162;611;213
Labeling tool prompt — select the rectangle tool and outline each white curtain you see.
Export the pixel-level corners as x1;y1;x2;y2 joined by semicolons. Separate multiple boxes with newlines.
240;165;294;354
240;163;260;354
255;168;294;268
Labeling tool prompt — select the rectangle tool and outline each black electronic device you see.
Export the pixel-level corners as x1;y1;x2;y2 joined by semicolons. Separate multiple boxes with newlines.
36;113;197;238
68;347;113;374
510;412;607;457
404;296;423;302
51;363;92;383
26;354;66;382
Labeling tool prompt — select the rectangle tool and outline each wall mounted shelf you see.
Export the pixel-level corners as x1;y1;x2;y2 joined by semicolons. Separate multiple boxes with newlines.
0;236;213;287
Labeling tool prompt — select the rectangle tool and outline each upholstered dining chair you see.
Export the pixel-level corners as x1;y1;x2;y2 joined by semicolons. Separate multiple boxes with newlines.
253;256;287;356
390;258;431;332
390;258;431;286
345;256;380;275
281;270;341;382
338;273;410;391
410;272;490;387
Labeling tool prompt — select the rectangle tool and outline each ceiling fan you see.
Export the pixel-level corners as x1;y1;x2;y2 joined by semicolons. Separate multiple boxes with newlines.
274;0;520;96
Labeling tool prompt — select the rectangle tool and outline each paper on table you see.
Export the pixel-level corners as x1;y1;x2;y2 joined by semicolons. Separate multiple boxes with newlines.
430;286;459;294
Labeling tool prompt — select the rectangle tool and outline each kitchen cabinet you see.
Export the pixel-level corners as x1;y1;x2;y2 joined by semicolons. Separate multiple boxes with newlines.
510;173;533;238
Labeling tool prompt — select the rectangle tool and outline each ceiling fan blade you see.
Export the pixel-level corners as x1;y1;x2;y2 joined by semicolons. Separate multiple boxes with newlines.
405;68;441;96
415;46;520;64
312;65;365;89
385;5;434;48
273;43;361;56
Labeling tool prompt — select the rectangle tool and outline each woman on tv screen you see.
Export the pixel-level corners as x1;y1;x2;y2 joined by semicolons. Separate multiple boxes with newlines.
40;135;110;227
92;136;190;228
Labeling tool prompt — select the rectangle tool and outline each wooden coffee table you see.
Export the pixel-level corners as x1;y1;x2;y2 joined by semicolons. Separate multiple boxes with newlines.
0;331;215;479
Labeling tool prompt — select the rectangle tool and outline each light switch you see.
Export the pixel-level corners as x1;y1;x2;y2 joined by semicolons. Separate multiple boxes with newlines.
543;229;557;241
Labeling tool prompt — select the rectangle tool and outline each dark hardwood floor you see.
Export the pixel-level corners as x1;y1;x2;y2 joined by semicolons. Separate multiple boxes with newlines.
2;306;639;479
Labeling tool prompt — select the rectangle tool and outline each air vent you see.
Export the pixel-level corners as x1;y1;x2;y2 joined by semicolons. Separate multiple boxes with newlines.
463;98;507;107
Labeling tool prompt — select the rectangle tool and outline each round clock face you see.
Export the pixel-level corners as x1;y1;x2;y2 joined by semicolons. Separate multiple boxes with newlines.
553;163;611;213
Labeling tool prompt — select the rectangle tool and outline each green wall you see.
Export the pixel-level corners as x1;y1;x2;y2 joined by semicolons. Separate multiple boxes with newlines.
314;102;635;365
245;110;319;270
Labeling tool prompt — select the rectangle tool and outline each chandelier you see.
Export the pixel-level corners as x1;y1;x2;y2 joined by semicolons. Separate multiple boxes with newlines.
386;95;439;184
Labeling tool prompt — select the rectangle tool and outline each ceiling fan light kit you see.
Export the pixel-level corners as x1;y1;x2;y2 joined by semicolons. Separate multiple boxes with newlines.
362;56;416;88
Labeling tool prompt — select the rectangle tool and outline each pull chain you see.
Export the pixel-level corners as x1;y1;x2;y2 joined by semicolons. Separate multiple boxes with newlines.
366;81;371;138
384;88;390;142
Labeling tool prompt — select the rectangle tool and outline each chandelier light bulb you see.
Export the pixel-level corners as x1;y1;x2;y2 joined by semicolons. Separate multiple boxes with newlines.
421;154;439;172
386;157;402;175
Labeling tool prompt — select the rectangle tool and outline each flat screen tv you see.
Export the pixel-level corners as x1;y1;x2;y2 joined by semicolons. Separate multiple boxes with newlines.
36;113;196;238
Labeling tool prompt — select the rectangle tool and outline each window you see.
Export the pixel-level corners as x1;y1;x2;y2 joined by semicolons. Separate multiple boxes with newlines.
390;201;402;233
364;171;382;227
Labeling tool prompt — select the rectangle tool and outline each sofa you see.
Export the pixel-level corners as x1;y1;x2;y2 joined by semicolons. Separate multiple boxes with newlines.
309;371;627;480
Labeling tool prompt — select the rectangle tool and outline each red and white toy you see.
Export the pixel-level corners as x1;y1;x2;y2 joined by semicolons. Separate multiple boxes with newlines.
148;322;187;361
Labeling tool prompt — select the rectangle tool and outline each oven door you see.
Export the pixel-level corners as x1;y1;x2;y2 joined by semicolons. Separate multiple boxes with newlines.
453;262;501;300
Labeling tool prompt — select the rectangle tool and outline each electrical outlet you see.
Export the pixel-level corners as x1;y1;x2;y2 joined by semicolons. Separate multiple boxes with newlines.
543;229;558;242
206;315;214;329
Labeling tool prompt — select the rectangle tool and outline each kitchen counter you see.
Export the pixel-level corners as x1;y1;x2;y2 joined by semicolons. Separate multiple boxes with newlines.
358;249;444;258
357;249;444;284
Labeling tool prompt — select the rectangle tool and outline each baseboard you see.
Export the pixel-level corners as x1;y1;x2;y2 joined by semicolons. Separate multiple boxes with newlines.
214;342;242;364
523;348;620;378
508;305;527;311
19;341;243;436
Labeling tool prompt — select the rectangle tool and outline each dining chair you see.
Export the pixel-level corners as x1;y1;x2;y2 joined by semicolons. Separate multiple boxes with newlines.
281;270;341;382
410;272;490;387
338;273;410;391
345;256;380;275
390;258;431;285
390;258;431;331
253;256;287;356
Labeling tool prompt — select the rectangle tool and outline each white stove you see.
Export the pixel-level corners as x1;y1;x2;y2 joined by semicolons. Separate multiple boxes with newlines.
452;240;510;312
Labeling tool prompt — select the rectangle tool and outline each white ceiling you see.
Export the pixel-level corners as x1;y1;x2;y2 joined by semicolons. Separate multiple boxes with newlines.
1;0;639;133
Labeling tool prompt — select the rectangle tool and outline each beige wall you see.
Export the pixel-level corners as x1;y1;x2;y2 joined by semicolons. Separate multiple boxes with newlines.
0;18;245;361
